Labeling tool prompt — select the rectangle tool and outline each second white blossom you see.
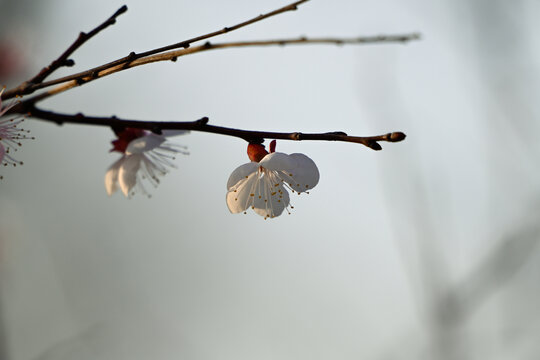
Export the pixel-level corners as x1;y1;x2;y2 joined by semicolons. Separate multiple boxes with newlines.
105;128;188;198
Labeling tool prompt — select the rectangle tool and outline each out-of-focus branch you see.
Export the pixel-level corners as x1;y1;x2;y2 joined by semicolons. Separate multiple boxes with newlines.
445;221;540;324
1;1;311;100
17;104;405;150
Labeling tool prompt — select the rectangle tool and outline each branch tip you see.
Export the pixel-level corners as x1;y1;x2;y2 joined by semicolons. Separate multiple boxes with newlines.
390;132;406;142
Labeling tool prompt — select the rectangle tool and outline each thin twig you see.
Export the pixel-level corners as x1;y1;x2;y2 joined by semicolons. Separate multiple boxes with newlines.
47;33;421;91
2;1;310;100
131;0;310;60
20;105;405;150
29;5;127;85
14;33;421;105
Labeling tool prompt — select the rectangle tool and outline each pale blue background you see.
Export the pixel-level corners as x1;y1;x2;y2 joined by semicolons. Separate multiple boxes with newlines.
1;1;540;359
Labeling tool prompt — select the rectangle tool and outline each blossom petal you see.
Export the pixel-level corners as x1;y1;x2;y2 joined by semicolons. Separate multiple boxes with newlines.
278;153;319;193
0;89;18;116
226;168;291;218
0;87;4;113
104;156;124;196
118;154;142;197
125;133;166;155
0;143;4;164
252;175;290;218
226;171;258;213
226;162;258;190
258;152;296;172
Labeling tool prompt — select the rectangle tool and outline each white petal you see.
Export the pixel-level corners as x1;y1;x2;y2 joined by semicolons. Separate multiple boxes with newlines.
258;152;296;172
252;175;290;218
104;157;124;196
226;171;258;213
0;143;5;164
226;162;258;190
161;130;189;137
278;153;319;193
125;133;166;155
118;155;142;197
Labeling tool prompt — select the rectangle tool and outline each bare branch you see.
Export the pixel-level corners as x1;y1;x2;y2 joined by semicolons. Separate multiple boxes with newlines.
132;0;310;59
18;104;405;150
1;1;410;152
29;5;127;85
12;33;420;105
2;1;310;100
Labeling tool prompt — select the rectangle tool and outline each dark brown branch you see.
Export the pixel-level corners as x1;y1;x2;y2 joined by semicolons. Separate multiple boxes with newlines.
2;1;309;100
28;5;128;85
19;104;405;151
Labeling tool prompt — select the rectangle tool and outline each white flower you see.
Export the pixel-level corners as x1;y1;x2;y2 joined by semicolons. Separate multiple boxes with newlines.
105;128;188;198
0;86;33;179
226;141;319;219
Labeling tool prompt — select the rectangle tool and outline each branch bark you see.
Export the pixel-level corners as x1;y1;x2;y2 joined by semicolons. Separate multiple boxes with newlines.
2;1;412;152
2;1;310;100
14;5;128;95
18;104;405;151
12;33;420;105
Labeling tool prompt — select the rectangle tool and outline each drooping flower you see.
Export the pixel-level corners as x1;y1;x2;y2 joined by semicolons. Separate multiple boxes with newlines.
105;128;188;198
226;140;319;219
0;86;33;180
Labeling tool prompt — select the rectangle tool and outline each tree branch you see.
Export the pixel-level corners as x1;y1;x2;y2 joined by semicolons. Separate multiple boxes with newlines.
13;33;420;105
2;1;310;100
19;104;405;151
2;1;410;152
28;5;127;85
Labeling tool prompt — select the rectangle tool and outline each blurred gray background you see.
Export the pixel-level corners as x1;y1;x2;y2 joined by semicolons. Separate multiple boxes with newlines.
1;0;539;359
